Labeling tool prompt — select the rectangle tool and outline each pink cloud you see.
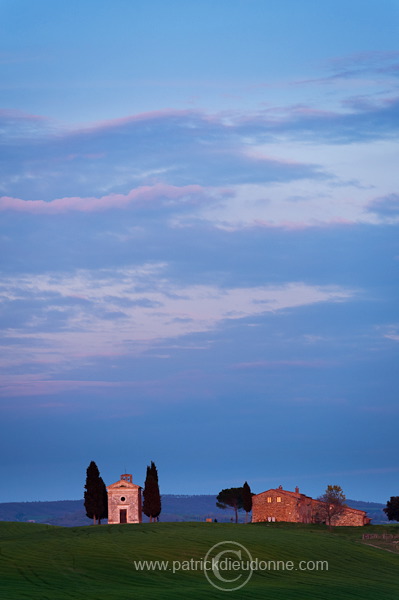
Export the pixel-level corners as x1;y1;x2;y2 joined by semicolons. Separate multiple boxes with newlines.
76;108;197;134
0;184;205;214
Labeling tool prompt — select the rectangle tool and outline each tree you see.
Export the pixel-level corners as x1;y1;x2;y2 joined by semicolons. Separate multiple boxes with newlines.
216;487;244;523
315;484;346;530
98;477;108;524
242;481;253;523
143;461;161;522
384;496;399;522
84;461;108;525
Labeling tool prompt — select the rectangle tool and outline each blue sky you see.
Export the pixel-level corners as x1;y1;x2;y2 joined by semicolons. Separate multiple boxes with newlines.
0;0;398;504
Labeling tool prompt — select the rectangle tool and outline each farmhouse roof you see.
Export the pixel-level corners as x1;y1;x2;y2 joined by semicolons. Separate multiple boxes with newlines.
254;488;313;500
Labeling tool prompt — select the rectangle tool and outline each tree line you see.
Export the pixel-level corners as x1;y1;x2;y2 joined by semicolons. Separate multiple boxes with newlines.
85;462;399;525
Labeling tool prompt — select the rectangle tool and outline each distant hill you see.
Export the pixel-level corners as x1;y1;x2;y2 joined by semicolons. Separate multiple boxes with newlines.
0;495;389;526
0;500;86;526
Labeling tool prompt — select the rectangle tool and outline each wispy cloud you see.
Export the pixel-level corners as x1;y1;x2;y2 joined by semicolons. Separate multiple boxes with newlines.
380;325;399;342
0;184;207;214
1;102;397;230
365;193;399;222
0;265;356;393
325;50;399;81
0;107;328;200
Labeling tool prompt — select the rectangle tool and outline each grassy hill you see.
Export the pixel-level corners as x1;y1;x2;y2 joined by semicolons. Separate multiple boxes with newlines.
0;521;398;599
0;495;389;526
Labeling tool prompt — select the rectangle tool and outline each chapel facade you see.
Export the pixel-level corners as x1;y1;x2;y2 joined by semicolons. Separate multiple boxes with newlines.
107;474;142;524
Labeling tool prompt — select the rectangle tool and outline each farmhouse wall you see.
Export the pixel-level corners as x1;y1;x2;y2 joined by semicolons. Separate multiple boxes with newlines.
252;487;369;526
332;507;369;526
252;487;313;523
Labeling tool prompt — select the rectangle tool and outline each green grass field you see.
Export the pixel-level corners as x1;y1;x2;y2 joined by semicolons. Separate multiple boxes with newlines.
1;521;398;599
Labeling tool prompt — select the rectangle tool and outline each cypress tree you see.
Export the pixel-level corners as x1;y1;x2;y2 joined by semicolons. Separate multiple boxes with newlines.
150;461;161;520
143;461;161;522
242;481;253;523
98;476;108;524
142;464;152;521
84;461;107;525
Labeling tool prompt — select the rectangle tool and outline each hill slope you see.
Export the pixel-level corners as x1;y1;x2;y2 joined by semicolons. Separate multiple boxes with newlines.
0;522;398;599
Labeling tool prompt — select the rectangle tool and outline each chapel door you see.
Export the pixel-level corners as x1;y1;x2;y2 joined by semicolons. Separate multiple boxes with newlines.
119;509;127;523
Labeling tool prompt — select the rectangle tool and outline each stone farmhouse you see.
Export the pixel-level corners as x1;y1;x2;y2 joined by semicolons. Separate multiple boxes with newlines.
252;486;370;526
107;474;142;524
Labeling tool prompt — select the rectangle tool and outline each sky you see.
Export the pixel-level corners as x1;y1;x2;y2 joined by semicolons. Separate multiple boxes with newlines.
0;0;398;505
